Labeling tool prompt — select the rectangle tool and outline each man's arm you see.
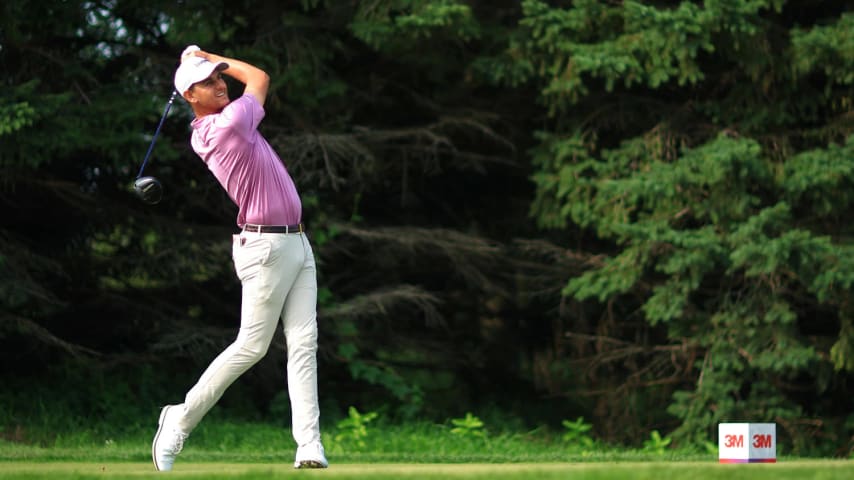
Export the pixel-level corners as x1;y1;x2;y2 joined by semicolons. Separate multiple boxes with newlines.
187;50;270;107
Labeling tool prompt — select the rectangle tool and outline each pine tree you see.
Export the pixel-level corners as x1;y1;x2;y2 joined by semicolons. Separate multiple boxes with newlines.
480;0;854;449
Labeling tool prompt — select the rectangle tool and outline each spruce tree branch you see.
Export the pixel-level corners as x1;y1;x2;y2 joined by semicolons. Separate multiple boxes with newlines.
1;313;101;358
324;284;444;326
333;223;506;293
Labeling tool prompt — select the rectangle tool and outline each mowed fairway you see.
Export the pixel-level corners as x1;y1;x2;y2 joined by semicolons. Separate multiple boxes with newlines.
0;461;852;479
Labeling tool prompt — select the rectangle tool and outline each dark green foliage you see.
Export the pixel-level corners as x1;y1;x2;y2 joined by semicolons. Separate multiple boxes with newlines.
495;0;854;454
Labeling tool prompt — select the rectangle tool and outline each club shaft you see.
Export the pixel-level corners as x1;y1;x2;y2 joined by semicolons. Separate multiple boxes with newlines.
136;91;178;179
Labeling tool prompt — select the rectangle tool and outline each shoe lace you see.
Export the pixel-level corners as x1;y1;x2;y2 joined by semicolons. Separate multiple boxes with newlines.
165;430;188;455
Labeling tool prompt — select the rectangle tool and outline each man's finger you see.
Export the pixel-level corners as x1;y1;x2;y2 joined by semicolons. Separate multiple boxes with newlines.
180;45;202;62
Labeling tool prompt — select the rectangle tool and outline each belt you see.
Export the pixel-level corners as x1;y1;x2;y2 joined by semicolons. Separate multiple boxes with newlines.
242;223;304;234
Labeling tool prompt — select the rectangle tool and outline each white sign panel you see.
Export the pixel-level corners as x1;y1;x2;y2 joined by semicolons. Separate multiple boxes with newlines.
718;423;776;463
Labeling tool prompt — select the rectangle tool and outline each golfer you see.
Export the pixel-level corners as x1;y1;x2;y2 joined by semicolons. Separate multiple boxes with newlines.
151;46;327;471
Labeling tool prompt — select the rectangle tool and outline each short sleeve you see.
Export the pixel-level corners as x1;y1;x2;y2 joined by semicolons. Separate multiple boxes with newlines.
213;94;265;139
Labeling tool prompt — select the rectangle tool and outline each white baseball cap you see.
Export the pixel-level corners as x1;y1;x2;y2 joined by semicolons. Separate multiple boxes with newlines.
173;45;228;94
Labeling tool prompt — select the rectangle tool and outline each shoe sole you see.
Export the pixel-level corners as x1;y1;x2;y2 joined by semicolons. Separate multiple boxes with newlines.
295;460;328;469
151;406;171;471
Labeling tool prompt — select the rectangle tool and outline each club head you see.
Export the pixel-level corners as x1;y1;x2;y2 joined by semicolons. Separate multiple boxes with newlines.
133;176;163;204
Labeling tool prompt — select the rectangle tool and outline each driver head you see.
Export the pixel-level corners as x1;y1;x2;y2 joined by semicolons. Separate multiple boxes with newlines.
134;176;163;204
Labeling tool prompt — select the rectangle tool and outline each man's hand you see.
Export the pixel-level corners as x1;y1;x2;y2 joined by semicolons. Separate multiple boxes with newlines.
180;45;201;63
183;49;226;67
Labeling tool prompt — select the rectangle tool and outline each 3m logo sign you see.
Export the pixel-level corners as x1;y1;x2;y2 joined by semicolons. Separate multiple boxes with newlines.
752;434;773;449
718;423;776;463
724;435;743;448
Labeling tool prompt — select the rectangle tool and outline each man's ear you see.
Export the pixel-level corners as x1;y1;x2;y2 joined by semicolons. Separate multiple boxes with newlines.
182;90;195;103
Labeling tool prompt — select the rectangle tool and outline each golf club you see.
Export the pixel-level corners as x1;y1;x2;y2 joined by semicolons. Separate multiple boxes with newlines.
133;90;178;204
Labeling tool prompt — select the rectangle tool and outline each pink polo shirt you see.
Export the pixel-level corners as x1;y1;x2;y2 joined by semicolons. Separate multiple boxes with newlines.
190;94;301;227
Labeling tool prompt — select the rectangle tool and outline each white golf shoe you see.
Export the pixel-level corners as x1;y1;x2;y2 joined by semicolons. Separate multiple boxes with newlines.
294;441;329;469
152;405;189;471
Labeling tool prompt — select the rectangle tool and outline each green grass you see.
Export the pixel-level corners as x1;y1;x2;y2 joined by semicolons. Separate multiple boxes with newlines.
0;420;711;463
1;419;851;478
1;461;853;480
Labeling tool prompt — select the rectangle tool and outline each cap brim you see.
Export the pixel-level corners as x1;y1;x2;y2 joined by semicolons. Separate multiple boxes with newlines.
175;60;230;94
190;61;229;87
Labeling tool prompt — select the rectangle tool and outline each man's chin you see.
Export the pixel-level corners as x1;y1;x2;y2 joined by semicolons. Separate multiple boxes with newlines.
210;99;229;113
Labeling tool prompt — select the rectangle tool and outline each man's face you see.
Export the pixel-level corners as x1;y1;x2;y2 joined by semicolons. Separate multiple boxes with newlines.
184;70;229;114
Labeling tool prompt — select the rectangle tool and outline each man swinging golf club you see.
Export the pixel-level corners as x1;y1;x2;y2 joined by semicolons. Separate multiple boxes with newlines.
151;45;328;471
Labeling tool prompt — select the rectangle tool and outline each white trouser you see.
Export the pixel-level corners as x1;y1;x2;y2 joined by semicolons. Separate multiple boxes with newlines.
175;230;321;447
